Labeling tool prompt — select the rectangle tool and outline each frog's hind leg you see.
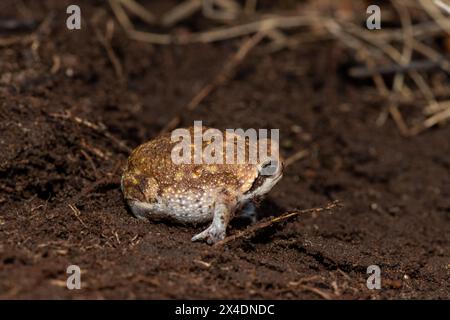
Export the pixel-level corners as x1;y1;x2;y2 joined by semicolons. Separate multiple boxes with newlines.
127;200;152;220
191;199;235;244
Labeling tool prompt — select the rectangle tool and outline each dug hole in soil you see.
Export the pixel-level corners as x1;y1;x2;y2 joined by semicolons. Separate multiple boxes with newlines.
0;0;449;299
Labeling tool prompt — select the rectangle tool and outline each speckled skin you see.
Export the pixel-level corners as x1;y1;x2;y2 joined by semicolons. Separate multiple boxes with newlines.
121;127;283;244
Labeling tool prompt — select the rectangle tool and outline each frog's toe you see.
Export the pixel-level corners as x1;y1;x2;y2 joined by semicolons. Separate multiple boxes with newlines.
191;230;208;243
191;225;225;244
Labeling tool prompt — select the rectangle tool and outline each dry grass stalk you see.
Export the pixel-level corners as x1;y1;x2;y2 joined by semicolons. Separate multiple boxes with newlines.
214;201;341;247
105;0;450;136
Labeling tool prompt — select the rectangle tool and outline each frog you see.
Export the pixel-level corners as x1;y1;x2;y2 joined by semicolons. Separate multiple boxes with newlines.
121;126;283;244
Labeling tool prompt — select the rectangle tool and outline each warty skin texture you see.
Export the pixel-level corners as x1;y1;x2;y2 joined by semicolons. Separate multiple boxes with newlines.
121;127;283;244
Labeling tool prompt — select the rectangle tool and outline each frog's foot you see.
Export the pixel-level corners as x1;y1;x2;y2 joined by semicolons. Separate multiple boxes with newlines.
191;201;232;244
191;223;225;244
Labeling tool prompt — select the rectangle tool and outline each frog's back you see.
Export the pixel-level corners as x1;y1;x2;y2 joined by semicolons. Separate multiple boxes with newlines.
123;129;258;199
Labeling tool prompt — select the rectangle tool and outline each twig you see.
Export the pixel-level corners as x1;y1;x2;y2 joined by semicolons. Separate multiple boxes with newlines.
80;139;111;160
264;28;289;51
68;204;88;228
343;17;450;77
348;60;440;78
50;55;61;74
390;0;422;134
284;149;309;167
188;31;264;110
391;0;413;95
411;38;450;74
325;20;390;98
0;14;53;47
214;200;341;247
0;34;33;47
161;0;202;27
118;0;156;25
338;20;442;134
94;19;125;81
434;0;450;14
288;275;323;286
421;0;450;34
127;29;173;45
424;99;450;115
374;21;445;41
299;285;334;300
410;104;450;135
184;15;319;43
109;0;134;31
80;149;99;178
343;21;442;93
109;0;172;44
110;3;320;45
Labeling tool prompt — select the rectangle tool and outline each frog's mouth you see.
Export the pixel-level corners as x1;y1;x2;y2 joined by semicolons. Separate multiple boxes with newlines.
244;170;283;198
242;158;283;200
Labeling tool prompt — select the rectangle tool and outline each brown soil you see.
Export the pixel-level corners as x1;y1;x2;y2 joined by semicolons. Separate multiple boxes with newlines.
0;1;449;299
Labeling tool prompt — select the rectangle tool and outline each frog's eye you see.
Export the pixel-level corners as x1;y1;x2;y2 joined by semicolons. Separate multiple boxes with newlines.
260;159;278;176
